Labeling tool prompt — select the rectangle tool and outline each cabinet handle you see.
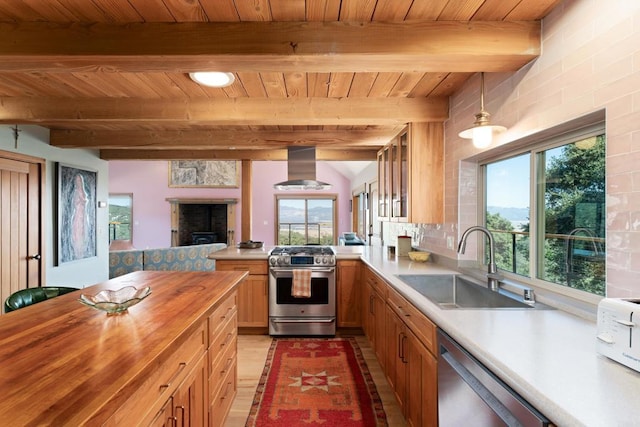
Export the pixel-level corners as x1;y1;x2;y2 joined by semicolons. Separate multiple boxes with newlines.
159;362;187;391
401;334;408;363
220;332;234;349
221;356;234;375
220;380;233;401
398;332;403;360
220;306;233;321
369;295;374;314
175;405;185;427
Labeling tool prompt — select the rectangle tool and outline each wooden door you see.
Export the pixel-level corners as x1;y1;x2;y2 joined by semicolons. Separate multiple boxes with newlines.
385;306;408;413
0;152;43;313
372;289;386;368
236;275;268;327
174;354;207;427
406;329;438;427
336;260;361;328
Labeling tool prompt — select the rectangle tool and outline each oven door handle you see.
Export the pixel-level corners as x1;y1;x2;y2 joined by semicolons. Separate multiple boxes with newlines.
270;268;335;274
271;318;336;323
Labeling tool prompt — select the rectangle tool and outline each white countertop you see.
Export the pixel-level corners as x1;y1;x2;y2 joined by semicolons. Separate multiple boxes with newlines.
210;245;640;426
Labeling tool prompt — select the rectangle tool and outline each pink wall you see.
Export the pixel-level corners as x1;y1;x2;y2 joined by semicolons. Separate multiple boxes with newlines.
250;161;352;245
109;161;241;248
109;160;352;248
419;0;640;298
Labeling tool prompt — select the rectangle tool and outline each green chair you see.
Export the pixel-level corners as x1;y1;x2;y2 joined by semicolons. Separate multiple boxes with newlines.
4;287;79;313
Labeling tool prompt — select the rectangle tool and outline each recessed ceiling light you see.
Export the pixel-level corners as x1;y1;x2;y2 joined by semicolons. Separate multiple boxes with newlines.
189;72;235;88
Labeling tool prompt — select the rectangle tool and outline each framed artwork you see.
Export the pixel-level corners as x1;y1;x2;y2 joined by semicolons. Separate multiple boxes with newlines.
169;160;240;188
57;163;97;265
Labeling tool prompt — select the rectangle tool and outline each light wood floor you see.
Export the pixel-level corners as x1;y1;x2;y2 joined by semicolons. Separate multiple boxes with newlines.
224;334;407;427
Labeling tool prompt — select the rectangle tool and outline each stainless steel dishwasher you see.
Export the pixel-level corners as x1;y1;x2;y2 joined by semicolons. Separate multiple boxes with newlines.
438;330;551;426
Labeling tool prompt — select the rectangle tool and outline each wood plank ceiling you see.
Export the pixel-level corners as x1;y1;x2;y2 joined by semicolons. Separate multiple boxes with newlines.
0;0;562;161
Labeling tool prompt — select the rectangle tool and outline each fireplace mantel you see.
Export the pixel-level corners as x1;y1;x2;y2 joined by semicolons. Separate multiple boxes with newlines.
166;198;237;205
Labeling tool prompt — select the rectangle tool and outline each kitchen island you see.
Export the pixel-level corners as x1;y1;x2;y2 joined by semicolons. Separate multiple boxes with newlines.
0;270;246;426
210;245;640;426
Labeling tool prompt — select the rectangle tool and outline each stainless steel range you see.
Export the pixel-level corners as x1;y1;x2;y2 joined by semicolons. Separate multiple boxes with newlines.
268;246;336;336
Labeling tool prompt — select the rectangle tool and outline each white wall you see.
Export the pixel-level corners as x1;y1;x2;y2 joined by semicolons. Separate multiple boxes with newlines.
0;125;109;288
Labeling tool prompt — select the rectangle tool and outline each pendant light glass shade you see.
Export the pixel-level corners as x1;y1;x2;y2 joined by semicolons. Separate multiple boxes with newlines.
458;73;506;148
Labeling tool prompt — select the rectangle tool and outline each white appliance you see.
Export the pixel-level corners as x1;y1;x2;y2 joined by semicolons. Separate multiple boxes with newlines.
596;298;640;373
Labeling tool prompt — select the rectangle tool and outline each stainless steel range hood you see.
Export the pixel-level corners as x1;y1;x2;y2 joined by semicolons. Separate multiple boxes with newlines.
274;147;331;190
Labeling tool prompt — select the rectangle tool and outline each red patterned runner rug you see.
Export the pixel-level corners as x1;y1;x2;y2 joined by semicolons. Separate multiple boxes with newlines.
246;337;388;427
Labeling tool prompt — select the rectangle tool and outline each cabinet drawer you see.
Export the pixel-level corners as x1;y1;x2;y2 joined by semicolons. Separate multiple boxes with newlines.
209;358;237;427
111;321;207;425
365;268;387;297
209;335;237;402
209;313;237;372
209;292;237;344
387;286;437;355
216;260;268;275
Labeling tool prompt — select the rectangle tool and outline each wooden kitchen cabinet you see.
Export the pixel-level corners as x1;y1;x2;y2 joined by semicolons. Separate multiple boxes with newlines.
178;353;208;427
386;284;438;427
337;260;361;328
208;290;238;427
362;266;387;368
378;129;406;221
385;305;408;412
215;260;268;329
406;329;438;427
0;271;245;427
377;122;443;224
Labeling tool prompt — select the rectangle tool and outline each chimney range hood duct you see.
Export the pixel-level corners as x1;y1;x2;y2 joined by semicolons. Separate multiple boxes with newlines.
274;146;331;191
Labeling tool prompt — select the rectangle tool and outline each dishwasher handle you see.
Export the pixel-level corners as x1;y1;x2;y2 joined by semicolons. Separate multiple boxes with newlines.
440;349;523;427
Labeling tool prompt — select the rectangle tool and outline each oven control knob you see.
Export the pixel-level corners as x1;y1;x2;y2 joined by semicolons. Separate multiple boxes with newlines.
269;258;276;266
322;257;328;264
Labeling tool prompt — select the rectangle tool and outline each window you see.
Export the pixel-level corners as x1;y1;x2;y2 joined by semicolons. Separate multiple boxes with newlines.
483;125;606;296
276;195;337;245
108;194;132;243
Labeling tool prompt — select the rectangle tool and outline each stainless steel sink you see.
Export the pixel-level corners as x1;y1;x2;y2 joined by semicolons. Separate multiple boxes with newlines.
396;274;534;309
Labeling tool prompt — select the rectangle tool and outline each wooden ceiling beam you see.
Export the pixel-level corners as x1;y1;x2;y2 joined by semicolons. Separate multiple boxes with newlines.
99;148;379;161
0;21;540;73
0;97;448;126
50;128;403;149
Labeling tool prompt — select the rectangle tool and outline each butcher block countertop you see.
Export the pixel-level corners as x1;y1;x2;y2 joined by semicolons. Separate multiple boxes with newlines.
0;270;246;426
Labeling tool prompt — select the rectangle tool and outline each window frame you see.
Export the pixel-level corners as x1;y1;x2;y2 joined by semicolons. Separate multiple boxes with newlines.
108;193;133;244
274;194;338;245
477;121;605;305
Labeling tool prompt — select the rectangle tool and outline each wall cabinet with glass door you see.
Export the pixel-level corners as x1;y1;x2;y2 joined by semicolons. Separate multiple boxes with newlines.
377;123;444;224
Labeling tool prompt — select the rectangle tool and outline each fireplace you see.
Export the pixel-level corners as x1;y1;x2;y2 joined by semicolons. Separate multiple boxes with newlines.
167;198;237;247
191;232;218;245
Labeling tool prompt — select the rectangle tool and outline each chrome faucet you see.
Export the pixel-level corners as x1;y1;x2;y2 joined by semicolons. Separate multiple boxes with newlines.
458;226;500;291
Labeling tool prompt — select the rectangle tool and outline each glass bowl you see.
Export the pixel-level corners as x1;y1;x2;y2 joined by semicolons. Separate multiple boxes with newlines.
79;286;151;315
408;251;431;262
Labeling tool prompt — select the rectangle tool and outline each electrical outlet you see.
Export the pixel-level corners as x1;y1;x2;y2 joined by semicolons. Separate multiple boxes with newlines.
447;236;454;250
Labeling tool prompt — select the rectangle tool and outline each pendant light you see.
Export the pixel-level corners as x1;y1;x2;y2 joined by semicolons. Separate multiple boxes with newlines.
458;72;506;148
